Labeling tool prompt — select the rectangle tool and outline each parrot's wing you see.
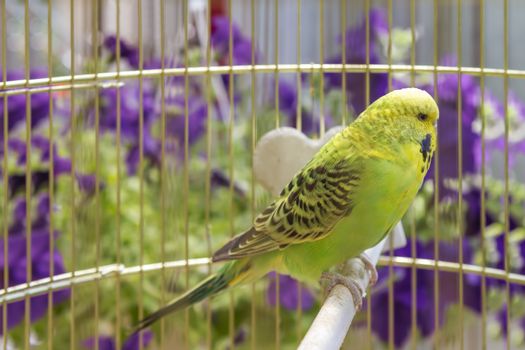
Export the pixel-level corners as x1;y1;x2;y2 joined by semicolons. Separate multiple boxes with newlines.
212;156;361;262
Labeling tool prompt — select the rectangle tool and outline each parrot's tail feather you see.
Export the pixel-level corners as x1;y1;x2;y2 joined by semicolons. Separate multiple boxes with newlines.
134;272;228;332
133;262;240;332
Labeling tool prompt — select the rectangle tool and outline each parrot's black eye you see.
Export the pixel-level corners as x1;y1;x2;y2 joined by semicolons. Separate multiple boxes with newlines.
418;113;428;121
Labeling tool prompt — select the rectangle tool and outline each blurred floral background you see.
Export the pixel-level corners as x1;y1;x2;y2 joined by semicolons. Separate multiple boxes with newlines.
2;0;525;349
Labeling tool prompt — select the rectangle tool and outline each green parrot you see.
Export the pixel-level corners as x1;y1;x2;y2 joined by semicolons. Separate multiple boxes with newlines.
135;87;439;330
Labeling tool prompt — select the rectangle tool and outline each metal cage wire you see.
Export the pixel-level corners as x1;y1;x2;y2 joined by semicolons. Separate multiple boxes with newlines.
0;0;522;349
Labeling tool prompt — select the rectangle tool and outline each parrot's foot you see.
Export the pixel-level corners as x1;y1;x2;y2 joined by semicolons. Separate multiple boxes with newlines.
358;253;378;286
320;272;364;310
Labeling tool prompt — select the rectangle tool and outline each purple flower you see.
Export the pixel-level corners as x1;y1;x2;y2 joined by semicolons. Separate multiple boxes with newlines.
103;35;140;68
2;135;73;197
0;69;51;139
96;75;209;174
9;171;59;199
83;330;153;350
324;8;388;116
97;81;160;175
232;40;254;66
8;195;52;236
83;336;115;350
121;91;209;174
275;79;332;135
225;328;247;349
233;328;246;346
266;272;315;311
3;135;71;173
98;82;157;141
7;138;28;165
496;299;525;342
165;94;208;151
463;188;495;237
370;241;433;347
103;34;165;70
0;230;69;333
8;197;27;235
497;305;510;338
343;8;388;58
211;16;257;65
76;174;101;195
32;194;51;230
125;128;161;175
370;239;480;347
210;16;257;112
211;16;243;52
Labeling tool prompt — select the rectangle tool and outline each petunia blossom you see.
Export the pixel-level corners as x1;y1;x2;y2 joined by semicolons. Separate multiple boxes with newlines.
370;238;480;347
0;69;51;140
211;16;257;65
324;8;389;116
266;272;315;311
164;94;208;152
275;79;331;135
0;230;69;333
83;330;153;350
103;35;140;69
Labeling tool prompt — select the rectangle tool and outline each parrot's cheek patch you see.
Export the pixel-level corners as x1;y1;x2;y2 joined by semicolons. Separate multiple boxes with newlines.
420;133;432;162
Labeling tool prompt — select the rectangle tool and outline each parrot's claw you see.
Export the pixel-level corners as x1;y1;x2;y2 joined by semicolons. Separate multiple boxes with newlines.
320;271;364;310
358;253;378;286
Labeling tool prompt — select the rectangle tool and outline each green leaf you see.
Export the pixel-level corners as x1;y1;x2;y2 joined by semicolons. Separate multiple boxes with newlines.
510;228;525;243
485;223;505;238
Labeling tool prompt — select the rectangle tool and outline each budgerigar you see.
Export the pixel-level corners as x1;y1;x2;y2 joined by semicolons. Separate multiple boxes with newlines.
136;87;439;330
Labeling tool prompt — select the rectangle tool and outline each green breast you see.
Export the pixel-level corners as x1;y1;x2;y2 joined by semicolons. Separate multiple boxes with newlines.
279;153;422;284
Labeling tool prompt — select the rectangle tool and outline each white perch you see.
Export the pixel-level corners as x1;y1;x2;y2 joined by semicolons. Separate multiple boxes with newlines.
298;222;407;350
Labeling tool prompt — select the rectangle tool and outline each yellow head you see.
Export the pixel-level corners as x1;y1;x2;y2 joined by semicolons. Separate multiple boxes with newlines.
372;87;438;130
361;87;439;155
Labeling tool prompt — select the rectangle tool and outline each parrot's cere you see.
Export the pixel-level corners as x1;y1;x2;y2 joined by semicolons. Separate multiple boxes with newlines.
135;87;439;331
